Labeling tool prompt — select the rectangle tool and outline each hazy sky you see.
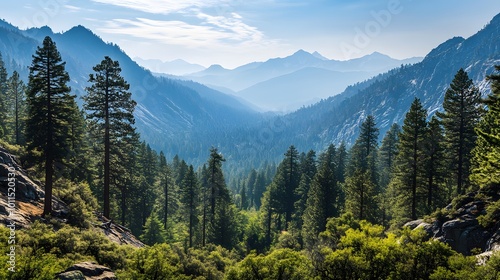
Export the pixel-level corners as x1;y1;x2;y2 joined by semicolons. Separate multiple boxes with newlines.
2;0;499;68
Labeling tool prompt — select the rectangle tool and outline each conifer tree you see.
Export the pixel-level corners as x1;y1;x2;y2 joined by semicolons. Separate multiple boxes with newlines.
252;171;267;209
302;144;338;249
293;150;317;232
158;151;175;229
437;68;482;194
240;184;248;210
345;116;380;222
181;165;199;248
5;71;27;145
0;53;8;138
471;65;500;187
277;145;300;230
26;36;76;217
378;123;400;190
246;169;257;208
424;116;447;212
203;148;238;248
207;147;228;218
140;211;167;246
389;98;428;223
83;56;136;219
335;142;347;184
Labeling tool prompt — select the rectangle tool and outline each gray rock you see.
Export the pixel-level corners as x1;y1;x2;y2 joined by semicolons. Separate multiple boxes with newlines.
63;262;117;280
57;270;86;280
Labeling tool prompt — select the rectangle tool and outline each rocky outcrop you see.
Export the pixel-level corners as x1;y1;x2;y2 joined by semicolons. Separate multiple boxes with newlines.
57;262;116;280
405;189;500;256
0;146;143;247
96;214;144;247
0;147;68;228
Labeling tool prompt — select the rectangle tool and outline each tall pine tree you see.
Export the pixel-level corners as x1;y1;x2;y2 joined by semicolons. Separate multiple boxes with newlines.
471;65;500;188
181;165;199;248
26;36;77;217
424;116;447;212
389;98;428;224
378;123;400;190
83;56;136;219
437;68;482;194
345;115;379;222
302;144;338;249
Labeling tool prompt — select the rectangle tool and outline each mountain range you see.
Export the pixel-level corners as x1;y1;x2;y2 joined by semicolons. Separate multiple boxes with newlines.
0;21;259;167
0;12;499;172
134;57;206;76
181;50;422;111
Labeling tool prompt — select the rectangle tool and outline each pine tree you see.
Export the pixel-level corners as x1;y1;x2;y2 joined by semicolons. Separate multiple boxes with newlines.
140;211;167;246
252;171;267;209
293;150;317;232
181;165;199;248
275;145;301;230
424;116;447;212
159;151;175;228
0;53;8;138
335;142;347;184
26;36;76;217
347;115;379;177
389;98;428;223
437;68;482;194
345;116;380;222
240;183;248;210
246;169;257;208
470;65;500;188
345;170;377;221
202;148;238;248
83;56;136;219
302;144;338;249
5;71;27;145
378;123;400;190
207;147;228;218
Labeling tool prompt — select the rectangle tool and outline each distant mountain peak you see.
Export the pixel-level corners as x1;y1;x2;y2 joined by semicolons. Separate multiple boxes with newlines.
312;51;329;60
293;49;310;55
207;64;225;70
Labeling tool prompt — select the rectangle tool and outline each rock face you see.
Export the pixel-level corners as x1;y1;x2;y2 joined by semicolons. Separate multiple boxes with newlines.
0;147;68;227
57;262;116;280
405;189;500;255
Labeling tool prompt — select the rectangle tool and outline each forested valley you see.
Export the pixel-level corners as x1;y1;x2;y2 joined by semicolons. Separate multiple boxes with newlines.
1;35;500;279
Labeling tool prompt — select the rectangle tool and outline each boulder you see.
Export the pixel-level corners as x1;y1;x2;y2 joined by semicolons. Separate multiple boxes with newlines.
61;262;117;280
406;189;500;255
57;270;86;280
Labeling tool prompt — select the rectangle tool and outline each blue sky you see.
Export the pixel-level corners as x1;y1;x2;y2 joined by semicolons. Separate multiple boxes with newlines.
2;0;499;68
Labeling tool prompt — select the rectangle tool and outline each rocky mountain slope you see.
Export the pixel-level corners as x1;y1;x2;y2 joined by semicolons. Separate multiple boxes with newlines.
0;146;143;247
273;12;500;151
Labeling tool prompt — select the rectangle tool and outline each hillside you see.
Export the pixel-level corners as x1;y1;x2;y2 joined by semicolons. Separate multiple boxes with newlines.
0;21;260;166
272;12;500;150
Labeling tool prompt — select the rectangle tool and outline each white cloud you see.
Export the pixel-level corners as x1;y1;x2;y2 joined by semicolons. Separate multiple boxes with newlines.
91;0;232;15
98;13;275;48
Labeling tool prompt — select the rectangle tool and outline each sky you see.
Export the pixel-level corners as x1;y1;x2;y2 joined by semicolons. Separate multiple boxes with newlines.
2;0;500;69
